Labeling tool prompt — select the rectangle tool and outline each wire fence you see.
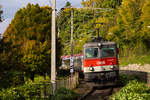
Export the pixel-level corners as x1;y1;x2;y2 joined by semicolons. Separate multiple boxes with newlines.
34;72;79;98
0;72;79;99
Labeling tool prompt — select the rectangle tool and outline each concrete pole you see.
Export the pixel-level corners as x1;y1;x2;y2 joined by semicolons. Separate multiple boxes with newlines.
147;26;150;28
70;8;74;75
0;5;3;22
51;0;56;94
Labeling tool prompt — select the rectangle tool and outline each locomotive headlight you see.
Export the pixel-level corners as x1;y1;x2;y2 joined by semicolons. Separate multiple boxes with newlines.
89;67;94;71
98;43;101;47
110;66;113;69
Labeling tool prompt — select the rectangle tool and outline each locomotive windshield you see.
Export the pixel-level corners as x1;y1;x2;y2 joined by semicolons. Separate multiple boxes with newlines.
85;48;98;58
101;48;115;58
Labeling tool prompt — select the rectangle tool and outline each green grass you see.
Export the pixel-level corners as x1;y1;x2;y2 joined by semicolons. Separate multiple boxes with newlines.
119;54;150;66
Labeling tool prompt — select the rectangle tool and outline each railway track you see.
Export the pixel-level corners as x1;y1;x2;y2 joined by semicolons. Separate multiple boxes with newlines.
75;80;121;100
84;85;121;100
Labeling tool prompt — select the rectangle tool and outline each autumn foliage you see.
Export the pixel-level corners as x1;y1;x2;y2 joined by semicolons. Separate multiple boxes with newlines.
1;4;62;82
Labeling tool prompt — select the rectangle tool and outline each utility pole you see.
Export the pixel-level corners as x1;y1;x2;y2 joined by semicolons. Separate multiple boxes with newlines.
51;0;56;94
147;26;150;28
70;8;74;75
0;5;3;22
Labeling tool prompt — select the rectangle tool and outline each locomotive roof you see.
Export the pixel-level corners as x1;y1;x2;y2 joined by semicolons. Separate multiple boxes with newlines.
83;41;116;48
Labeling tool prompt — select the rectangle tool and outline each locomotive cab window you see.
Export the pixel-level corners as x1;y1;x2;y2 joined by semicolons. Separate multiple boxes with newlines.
101;48;115;58
85;48;98;58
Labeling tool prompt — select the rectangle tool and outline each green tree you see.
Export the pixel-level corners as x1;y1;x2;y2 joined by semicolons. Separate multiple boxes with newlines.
58;0;150;61
64;1;71;7
141;0;150;26
0;38;24;88
3;4;52;46
57;5;118;54
22;40;50;81
81;0;122;8
3;4;63;80
106;0;147;56
0;38;23;71
57;7;101;54
140;0;150;49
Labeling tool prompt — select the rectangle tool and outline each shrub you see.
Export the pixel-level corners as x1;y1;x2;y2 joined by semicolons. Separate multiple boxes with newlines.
0;82;46;100
0;81;78;100
111;80;150;100
0;72;25;89
119;74;141;86
53;87;79;100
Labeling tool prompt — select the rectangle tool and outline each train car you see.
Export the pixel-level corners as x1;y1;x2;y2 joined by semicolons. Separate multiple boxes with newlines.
61;54;83;71
82;37;119;83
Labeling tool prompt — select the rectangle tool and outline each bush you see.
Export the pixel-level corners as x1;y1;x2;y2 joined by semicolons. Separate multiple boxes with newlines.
0;81;78;100
53;87;79;100
0;72;25;89
119;74;141;86
111;80;150;100
0;82;46;100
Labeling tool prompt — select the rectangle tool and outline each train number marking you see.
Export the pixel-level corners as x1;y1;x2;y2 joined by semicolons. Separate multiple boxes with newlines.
96;61;105;65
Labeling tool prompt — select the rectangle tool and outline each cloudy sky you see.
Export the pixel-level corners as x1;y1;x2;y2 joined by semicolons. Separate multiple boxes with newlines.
0;0;82;34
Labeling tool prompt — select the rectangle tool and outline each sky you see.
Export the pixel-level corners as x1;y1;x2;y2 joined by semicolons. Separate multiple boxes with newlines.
0;0;82;34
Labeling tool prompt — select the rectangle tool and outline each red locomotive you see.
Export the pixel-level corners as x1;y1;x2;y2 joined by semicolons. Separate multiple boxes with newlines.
82;37;119;83
61;37;119;83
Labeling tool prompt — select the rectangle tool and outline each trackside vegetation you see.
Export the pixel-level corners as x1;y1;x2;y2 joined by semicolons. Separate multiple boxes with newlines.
110;74;150;100
0;75;79;100
111;80;150;100
119;54;150;66
0;84;78;100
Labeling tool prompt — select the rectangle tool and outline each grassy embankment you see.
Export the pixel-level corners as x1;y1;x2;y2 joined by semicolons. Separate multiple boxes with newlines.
119;54;150;66
119;48;150;66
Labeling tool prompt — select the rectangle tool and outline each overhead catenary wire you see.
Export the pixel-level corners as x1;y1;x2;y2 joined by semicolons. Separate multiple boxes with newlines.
57;6;114;42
